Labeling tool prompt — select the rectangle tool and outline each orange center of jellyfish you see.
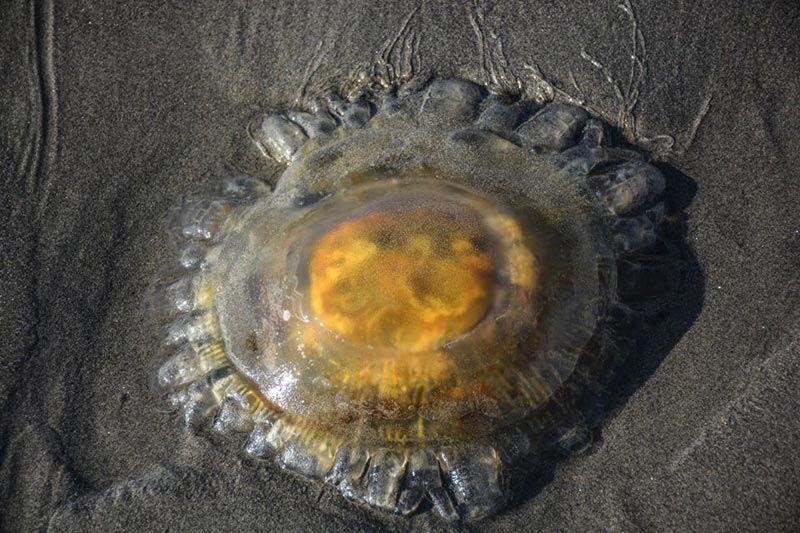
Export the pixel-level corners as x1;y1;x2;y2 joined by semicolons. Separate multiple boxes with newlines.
307;201;498;352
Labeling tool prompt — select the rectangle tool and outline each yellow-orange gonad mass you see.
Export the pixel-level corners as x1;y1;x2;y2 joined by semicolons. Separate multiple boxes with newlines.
307;206;497;352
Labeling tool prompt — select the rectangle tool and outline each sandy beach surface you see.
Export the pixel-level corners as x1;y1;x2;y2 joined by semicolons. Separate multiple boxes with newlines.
2;1;799;531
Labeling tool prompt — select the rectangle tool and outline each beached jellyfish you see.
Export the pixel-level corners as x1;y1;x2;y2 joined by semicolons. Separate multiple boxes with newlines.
150;79;680;521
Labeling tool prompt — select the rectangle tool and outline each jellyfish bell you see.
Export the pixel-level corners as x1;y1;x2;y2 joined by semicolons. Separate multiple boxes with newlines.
151;79;676;521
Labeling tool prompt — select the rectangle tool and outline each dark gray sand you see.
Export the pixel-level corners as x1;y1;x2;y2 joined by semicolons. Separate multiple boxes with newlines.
2;1;799;531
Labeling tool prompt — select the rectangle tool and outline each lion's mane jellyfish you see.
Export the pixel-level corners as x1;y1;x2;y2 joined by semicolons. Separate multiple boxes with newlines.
150;79;680;521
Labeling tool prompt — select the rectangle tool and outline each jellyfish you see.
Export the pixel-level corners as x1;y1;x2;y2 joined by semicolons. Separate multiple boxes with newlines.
150;79;679;521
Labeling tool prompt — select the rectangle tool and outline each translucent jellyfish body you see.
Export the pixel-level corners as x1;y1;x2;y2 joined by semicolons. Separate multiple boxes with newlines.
152;79;676;521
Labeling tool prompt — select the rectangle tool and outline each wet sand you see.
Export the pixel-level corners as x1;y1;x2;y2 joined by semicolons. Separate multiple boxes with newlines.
1;1;799;531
